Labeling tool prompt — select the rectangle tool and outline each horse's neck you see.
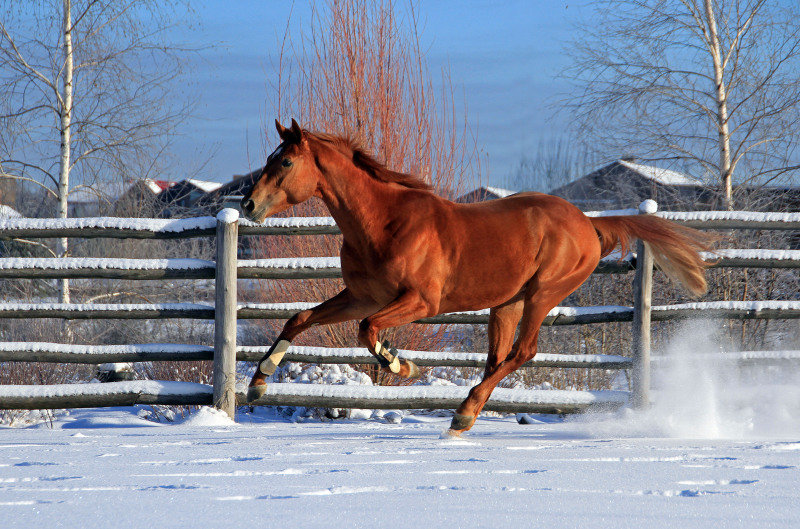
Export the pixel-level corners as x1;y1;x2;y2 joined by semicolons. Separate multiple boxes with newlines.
317;167;396;248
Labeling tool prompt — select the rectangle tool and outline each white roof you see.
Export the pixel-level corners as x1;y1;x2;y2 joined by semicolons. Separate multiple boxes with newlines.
484;186;516;197
144;179;165;194
618;160;701;186
186;179;223;193
0;204;22;218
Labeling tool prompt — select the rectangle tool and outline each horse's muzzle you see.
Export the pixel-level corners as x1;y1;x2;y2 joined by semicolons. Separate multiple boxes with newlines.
241;197;255;215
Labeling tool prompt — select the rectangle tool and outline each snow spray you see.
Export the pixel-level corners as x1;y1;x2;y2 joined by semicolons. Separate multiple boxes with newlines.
579;319;800;439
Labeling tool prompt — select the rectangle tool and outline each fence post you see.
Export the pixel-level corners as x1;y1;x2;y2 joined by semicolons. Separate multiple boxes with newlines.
632;199;656;409
213;208;239;419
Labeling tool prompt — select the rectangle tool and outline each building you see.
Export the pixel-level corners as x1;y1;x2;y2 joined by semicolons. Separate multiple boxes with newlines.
454;186;517;203
197;169;261;213
548;159;711;211
155;179;223;216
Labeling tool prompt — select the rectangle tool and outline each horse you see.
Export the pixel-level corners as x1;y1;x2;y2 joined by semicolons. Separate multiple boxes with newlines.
241;119;713;435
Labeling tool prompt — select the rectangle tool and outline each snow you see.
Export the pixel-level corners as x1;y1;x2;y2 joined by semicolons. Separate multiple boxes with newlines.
639;198;658;214
0;257;213;271
0;204;22;218
238;216;338;228
0;408;798;529
143;179;164;194
484;186;516;197
0;342;212;356
215;208;239;223
0;302;213;311
654;300;800;312
1;320;799;528
253;382;627;406
584;208;639;217
661;210;800;223
176;406;236;427
186;179;223;193
2;210;798;239
239;302;319;312
97;363;133;373
705;249;800;261
618;159;702;185
0;302;213;314
438;305;634;319
0;380;210;399
0;216;217;232
238;257;340;270
258;345;630;367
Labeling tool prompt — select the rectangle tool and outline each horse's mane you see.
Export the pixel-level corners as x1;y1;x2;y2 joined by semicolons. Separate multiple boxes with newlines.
308;131;432;191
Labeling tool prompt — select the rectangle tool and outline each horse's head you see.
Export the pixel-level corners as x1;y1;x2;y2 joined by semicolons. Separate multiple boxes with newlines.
241;119;320;222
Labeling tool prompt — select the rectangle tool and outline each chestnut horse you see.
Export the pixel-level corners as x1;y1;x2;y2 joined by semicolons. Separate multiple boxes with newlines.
242;119;712;435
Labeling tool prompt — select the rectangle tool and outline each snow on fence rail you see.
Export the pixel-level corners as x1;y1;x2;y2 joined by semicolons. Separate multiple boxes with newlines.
1;205;799;416
0;342;634;369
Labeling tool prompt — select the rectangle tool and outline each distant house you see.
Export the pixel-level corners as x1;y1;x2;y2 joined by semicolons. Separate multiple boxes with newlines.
156;178;223;216
66;179;175;217
197;169;261;213
114;179;176;216
455;186;517;204
549;158;800;212
548;159;711;211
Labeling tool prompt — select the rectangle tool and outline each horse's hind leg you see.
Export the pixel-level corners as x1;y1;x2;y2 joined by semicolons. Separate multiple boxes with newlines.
449;263;596;435
247;289;377;401
449;298;551;434
449;300;523;432
484;299;523;379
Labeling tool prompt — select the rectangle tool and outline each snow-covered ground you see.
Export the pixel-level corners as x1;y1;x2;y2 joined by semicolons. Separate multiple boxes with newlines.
1;407;799;529
2;322;798;528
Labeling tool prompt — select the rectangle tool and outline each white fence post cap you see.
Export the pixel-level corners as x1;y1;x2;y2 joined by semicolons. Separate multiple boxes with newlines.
639;199;658;214
216;208;240;224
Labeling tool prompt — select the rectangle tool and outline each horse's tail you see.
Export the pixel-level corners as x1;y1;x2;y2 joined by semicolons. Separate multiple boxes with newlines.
590;215;715;297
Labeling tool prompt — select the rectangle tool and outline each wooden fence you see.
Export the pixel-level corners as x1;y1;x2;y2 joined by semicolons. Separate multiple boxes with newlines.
0;204;799;418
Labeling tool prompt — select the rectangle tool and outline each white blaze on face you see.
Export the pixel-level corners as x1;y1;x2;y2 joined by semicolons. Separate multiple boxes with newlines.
265;143;285;167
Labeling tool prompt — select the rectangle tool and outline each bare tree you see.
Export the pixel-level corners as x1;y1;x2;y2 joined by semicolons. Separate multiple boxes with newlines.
503;138;595;193
248;0;480;383
0;0;196;302
271;0;477;196
563;0;800;209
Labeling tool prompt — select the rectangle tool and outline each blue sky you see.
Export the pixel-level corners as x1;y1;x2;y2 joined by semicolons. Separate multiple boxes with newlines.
180;0;592;187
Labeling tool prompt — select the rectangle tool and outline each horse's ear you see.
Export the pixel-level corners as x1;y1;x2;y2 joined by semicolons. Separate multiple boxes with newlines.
275;119;290;141
290;119;303;142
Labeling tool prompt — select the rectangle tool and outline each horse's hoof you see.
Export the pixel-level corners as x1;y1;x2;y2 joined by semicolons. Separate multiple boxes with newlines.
247;384;267;403
450;413;476;432
397;359;421;379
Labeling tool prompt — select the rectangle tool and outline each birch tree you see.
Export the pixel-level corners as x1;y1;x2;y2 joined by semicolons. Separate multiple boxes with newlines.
564;0;800;209
0;1;195;302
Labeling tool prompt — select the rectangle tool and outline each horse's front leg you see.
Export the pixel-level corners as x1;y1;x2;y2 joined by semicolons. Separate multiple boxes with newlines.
357;289;435;379
247;289;378;401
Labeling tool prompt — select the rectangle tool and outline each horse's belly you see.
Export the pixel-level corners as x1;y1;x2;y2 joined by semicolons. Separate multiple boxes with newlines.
439;245;535;312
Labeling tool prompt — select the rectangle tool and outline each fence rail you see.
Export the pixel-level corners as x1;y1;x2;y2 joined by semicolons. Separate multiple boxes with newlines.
1;206;799;416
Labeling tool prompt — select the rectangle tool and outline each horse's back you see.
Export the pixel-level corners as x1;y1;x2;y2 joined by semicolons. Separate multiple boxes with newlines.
433;192;601;312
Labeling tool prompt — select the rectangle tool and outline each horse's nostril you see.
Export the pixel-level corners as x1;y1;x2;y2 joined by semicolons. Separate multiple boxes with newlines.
241;199;254;213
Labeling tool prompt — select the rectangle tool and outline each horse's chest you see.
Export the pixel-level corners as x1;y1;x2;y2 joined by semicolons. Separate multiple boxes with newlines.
340;247;407;301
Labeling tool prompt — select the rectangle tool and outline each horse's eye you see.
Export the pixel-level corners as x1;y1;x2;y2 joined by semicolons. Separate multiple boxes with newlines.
281;158;293;168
